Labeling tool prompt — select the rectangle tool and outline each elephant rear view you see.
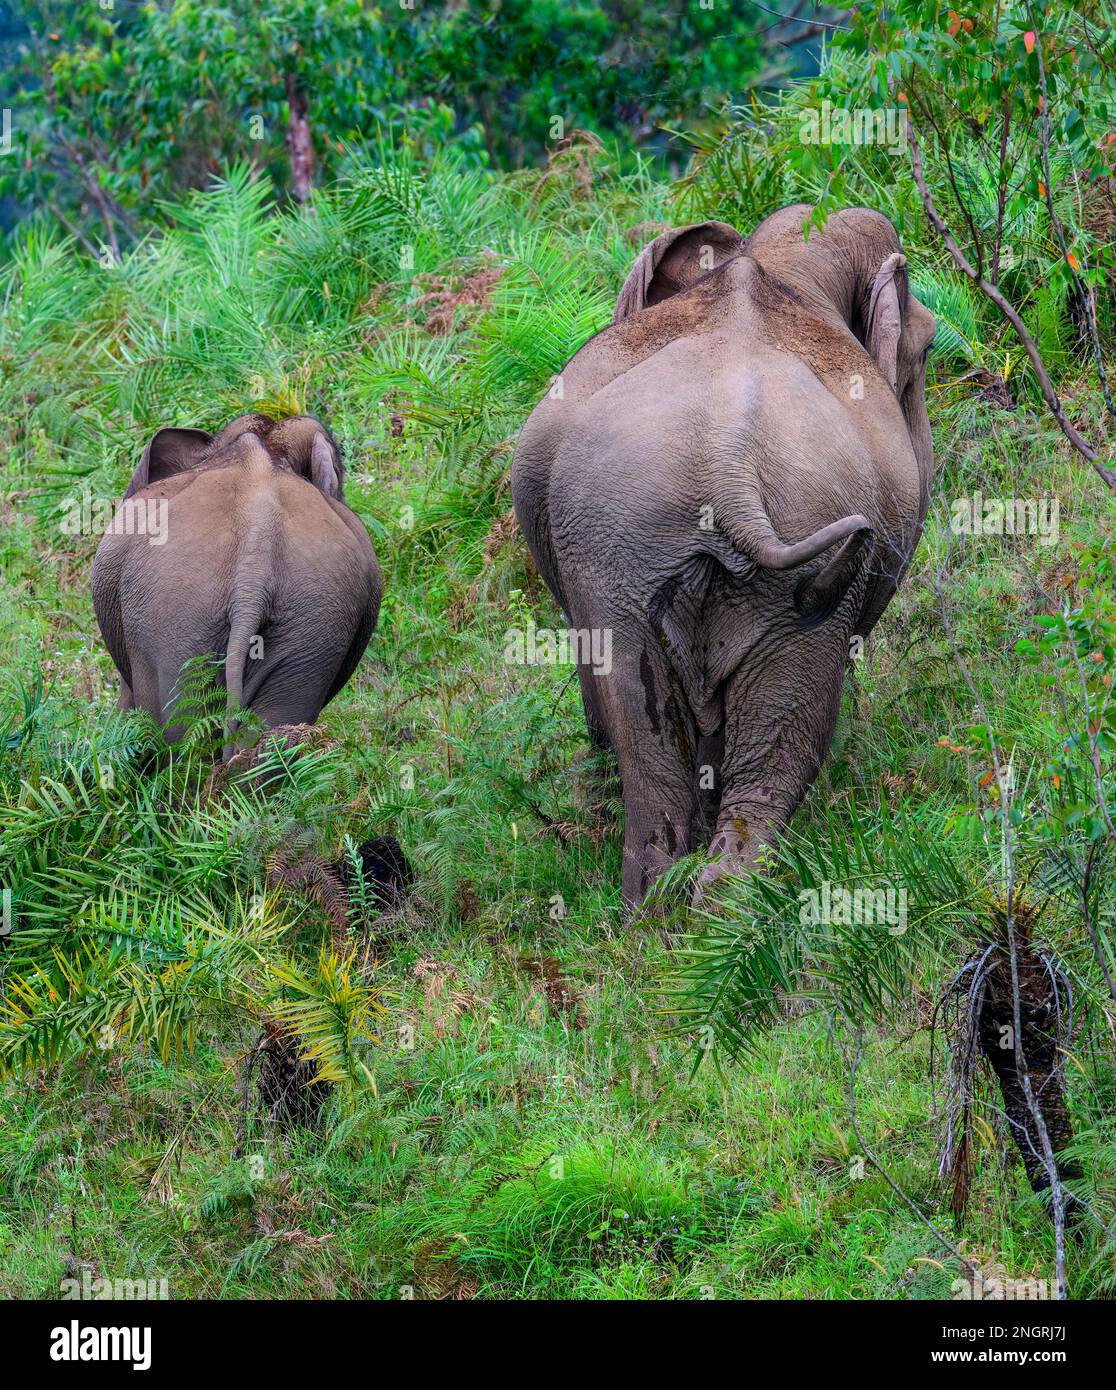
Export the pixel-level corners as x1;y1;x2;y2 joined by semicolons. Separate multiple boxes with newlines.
512;205;936;906
93;413;381;752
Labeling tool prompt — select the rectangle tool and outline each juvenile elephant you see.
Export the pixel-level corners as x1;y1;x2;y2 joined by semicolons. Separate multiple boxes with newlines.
92;413;380;751
511;205;936;905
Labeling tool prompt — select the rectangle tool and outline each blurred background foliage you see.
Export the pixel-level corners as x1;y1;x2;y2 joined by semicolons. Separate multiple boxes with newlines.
0;0;809;236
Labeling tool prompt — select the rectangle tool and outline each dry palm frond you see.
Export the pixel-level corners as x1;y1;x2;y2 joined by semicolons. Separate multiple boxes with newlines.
509;950;586;1028
532;128;606;202
412;958;482;1039
411;1238;478;1301
410;262;503;336
266;831;351;948
933;911;1079;1220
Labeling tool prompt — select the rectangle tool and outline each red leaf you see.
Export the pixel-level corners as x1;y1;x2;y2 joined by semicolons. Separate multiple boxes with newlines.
1024;30;1036;53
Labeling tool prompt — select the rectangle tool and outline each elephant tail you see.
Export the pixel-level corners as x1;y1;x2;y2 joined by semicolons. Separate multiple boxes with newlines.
792;523;875;626
223;584;267;761
724;509;875;626
735;511;872;571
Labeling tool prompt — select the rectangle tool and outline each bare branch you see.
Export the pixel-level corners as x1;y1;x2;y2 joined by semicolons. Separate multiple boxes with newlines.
46;201;101;258
749;3;853;31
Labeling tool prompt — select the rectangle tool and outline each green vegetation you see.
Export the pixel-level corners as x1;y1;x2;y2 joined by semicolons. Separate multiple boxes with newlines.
0;0;778;231
0;7;1114;1299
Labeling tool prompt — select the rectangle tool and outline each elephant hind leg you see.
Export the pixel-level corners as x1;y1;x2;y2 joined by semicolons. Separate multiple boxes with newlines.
323;611;374;707
243;681;325;734
127;659;172;734
695;626;849;900
620;761;700;908
603;642;702;909
695;729;724;840
695;794;794;900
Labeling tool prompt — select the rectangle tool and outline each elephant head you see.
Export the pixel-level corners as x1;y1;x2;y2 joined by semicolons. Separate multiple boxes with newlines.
614;205;935;497
123;413;346;501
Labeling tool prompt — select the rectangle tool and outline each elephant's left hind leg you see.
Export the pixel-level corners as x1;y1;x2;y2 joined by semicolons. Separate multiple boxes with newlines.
117;681;134;711
577;663;613;754
603;640;702;909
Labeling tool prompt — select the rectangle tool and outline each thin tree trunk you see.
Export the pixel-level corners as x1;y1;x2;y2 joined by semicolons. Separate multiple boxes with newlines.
284;72;314;205
976;943;1082;1207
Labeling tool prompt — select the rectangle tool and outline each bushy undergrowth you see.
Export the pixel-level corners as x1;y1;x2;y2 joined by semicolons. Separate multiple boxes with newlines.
0;105;1113;1298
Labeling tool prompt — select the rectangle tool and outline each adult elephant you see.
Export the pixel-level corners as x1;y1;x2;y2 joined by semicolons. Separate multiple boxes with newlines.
511;205;936;905
93;413;380;753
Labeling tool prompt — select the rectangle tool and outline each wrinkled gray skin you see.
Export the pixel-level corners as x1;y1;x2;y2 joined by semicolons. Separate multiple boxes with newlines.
511;205;936;906
93;413;381;753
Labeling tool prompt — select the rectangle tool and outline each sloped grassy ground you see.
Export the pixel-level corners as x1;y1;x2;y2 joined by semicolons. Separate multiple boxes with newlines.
0;150;1113;1298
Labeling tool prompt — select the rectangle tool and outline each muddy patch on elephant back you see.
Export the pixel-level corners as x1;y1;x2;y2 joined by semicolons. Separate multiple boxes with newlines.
747;260;874;396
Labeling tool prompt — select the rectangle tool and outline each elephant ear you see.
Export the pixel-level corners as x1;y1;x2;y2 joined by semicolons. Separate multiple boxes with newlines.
266;415;345;500
123;427;213;500
865;252;908;390
309;431;343;500
613;220;744;323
